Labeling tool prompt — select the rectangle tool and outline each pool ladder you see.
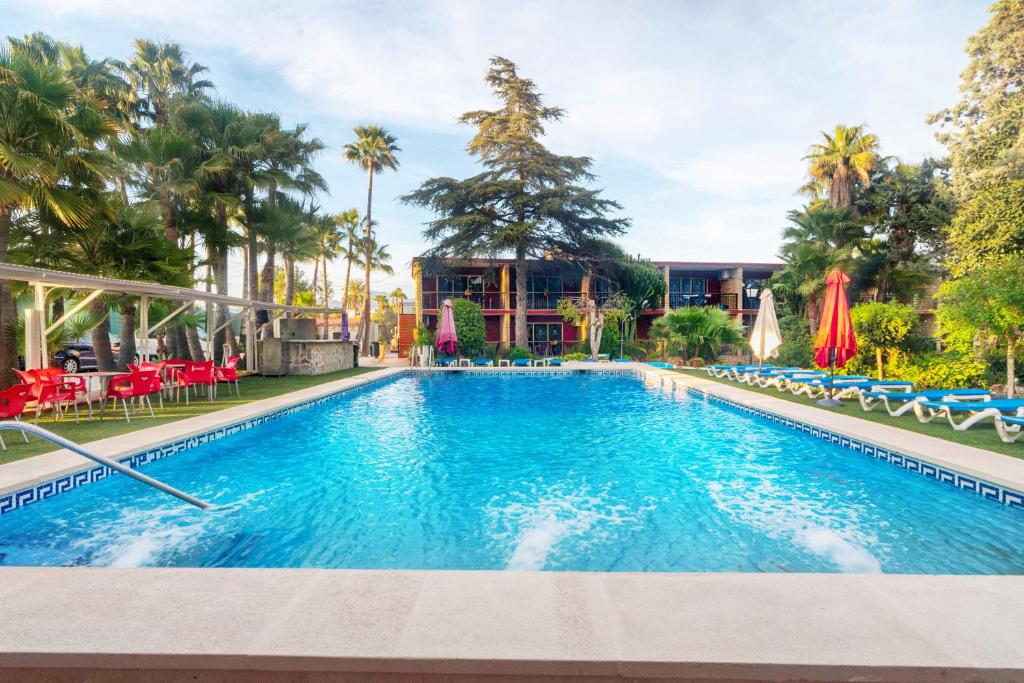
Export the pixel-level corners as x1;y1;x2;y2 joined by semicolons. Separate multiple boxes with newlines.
0;421;210;510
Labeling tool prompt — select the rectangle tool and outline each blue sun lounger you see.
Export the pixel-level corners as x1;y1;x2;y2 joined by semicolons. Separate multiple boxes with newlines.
995;415;1024;443
915;398;1024;430
788;375;872;397
859;388;991;416
472;358;493;367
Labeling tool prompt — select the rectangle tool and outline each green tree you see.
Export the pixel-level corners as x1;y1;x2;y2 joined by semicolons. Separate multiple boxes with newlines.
124;39;212;126
404;57;628;349
0;38;115;384
335;208;361;309
803;124;881;208
945;179;1024;276
450;297;486;358
928;0;1024;196
344;125;400;352
938;256;1024;397
849;302;918;379
649;307;743;364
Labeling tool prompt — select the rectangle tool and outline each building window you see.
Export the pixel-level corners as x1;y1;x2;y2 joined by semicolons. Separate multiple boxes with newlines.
528;323;563;354
436;274;484;304
669;277;706;308
527;276;562;309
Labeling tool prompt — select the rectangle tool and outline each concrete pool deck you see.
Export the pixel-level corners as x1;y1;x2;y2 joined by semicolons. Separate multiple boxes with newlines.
0;363;1022;681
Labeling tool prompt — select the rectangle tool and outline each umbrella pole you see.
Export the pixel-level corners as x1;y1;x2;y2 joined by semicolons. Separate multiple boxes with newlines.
817;348;843;408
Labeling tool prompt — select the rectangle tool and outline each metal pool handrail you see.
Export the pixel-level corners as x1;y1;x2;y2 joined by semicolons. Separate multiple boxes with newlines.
0;421;210;510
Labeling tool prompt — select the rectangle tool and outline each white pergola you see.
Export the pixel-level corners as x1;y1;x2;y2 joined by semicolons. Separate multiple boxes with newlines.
0;263;343;373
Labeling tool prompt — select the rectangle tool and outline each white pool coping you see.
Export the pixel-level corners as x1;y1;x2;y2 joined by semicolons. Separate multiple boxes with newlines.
1;363;1022;680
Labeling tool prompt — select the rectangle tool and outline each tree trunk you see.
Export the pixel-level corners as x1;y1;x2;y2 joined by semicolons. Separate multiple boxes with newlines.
186;322;206;363
1007;338;1017;399
589;304;604;361
311;256;320;305
160;194;178;244
806;292;820;336
322;256;330;337
0;208;17;388
259;245;276;304
246;193;259;303
242;245;249;300
117;301;137;371
361;166;375;353
90;300;116;371
342;229;354;309
514;245;528;348
875;347;884;381
285;256;296;307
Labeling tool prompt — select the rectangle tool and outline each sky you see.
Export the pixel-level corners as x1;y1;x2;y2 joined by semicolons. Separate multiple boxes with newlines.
6;0;989;298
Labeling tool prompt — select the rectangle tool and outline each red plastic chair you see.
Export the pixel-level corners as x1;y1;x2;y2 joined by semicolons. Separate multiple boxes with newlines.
214;356;241;396
105;371;160;422
0;384;31;449
13;367;87;406
178;360;215;405
32;379;79;424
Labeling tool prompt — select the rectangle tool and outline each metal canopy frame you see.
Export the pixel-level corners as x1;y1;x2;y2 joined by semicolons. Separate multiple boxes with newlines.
0;263;342;373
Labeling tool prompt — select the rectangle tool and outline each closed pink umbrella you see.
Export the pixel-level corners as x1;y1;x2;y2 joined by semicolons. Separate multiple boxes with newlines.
436;298;458;355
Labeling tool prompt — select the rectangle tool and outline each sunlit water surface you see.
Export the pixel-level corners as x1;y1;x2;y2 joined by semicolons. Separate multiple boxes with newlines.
1;372;1021;573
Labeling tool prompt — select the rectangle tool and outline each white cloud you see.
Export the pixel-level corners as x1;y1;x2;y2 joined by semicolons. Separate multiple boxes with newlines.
10;0;989;292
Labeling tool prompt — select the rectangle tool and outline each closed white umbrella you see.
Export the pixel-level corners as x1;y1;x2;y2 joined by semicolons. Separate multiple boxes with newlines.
749;287;782;362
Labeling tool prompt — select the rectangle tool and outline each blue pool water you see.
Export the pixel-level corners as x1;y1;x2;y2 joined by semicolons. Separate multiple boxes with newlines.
0;372;1021;573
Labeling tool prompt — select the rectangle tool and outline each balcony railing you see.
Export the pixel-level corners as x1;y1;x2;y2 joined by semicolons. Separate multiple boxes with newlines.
421;292;506;310
421;291;583;310
668;292;740;310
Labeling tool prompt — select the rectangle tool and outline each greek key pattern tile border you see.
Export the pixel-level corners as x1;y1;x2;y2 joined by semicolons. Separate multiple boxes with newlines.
0;371;400;516
673;379;1024;510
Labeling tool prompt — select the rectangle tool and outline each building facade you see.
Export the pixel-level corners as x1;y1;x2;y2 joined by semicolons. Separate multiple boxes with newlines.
412;258;781;355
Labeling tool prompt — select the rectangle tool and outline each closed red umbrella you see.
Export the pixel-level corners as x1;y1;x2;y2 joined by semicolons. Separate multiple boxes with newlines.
814;269;858;406
436;298;458;355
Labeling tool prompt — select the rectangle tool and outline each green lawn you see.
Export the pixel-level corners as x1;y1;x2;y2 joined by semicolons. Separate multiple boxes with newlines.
0;367;379;465
673;369;1024;459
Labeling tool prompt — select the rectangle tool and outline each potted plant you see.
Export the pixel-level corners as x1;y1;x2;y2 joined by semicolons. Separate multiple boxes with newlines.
413;324;434;366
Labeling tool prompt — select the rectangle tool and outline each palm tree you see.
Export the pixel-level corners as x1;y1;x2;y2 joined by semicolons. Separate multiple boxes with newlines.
804;124;880;208
336;208;361;309
0;40;115;384
269;199;318;308
256;120;327;309
343;125;400;352
650;307;743;364
346;280;366;315
389;287;407;312
124;39;212;126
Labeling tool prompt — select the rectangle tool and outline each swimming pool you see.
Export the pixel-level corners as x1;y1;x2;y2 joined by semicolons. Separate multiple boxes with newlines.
0;371;1021;573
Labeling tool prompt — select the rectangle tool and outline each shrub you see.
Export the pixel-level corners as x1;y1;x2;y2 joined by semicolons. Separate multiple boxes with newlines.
506;347;534;361
413;323;433;347
649;307;743;363
775;315;814;368
451;298;486;358
850;302;918;379
894;352;989;390
562;352;587;361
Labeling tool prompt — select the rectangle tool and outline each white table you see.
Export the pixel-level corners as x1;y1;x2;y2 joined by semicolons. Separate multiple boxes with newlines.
62;371;125;421
498;360;511;367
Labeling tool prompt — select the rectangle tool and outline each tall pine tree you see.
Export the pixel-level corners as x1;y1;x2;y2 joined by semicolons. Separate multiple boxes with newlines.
403;57;628;348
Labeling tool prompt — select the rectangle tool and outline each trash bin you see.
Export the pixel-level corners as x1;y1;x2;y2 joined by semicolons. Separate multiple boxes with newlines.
353;345;359;367
370;341;380;357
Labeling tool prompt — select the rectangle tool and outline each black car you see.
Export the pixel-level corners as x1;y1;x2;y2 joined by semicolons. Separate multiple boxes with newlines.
52;341;100;374
51;337;128;373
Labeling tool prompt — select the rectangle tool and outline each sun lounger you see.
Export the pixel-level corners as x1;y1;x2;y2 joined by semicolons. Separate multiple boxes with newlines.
826;380;915;400
472;358;493;367
995;415;1024;443
859;388;991;416
512;358;531;367
914;398;1024;430
788;375;871;397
